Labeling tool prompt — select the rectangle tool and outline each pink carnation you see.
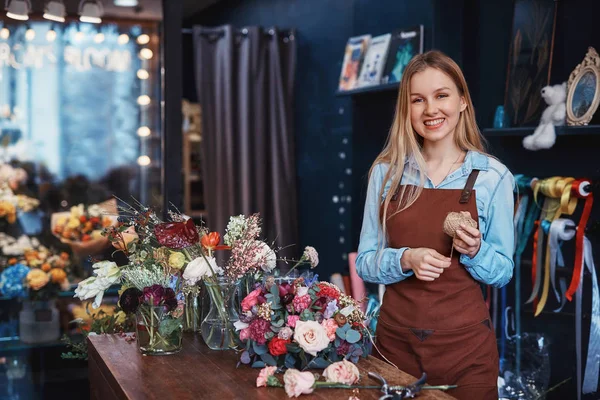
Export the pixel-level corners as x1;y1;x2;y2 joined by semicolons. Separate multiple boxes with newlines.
287;315;300;328
321;318;338;342
292;294;311;312
239;328;250;341
249;318;271;345
256;366;277;387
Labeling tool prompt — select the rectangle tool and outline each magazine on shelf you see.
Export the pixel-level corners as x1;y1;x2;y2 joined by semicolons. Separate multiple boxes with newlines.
381;25;424;84
356;33;392;88
338;34;371;91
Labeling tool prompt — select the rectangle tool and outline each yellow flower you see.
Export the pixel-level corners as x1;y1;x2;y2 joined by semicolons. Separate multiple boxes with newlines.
67;217;80;229
114;311;127;325
168;251;186;269
26;269;50;290
0;201;16;224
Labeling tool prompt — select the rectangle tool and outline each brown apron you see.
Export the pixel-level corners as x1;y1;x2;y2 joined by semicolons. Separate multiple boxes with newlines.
376;170;499;400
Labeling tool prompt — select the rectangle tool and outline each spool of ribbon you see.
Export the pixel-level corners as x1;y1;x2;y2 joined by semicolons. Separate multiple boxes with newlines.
566;179;594;301
576;236;600;399
530;177;578;316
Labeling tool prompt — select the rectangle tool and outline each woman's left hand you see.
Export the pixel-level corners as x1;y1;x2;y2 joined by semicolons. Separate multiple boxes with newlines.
453;222;482;258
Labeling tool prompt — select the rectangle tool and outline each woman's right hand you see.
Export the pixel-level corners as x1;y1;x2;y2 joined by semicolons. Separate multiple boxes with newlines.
400;248;451;281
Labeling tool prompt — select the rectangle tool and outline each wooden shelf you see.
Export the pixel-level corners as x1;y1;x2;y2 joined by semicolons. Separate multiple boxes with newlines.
483;125;600;137
335;81;399;96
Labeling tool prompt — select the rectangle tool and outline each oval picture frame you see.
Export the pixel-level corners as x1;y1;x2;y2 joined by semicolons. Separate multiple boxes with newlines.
566;47;600;126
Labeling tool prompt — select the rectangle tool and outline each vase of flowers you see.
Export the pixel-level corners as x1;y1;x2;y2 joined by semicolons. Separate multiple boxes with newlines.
183;284;202;333
134;287;183;355
201;277;241;350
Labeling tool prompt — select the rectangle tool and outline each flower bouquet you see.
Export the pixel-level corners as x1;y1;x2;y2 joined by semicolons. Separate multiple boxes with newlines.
51;200;117;257
236;271;371;371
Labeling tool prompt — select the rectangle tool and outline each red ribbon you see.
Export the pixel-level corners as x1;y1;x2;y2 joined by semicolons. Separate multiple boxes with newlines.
566;179;594;301
531;221;542;309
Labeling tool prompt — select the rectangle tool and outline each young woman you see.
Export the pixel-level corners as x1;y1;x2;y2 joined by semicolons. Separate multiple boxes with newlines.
356;50;515;399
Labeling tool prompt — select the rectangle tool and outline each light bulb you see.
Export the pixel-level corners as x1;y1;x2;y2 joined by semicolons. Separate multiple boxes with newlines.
136;34;149;45
74;31;84;42
137;126;151;137
94;32;104;43
137;155;151;166
46;30;57;42
0;28;10;39
137;95;151;106
139;48;153;60
117;33;129;45
137;69;149;80
25;28;35;41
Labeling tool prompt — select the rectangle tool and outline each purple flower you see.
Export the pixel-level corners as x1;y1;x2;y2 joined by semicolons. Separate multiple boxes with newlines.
163;288;177;311
119;287;142;314
143;284;165;306
337;340;350;356
324;300;339;319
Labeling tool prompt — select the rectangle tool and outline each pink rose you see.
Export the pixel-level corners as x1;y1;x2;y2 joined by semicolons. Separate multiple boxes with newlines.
256;366;277;388
293;320;330;356
321;318;338;342
323;359;360;385
239;328;250;341
283;369;315;397
287;315;300;328
241;288;262;312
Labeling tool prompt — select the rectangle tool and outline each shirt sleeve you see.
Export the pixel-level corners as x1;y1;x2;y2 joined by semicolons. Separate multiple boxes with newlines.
460;170;515;288
356;163;414;285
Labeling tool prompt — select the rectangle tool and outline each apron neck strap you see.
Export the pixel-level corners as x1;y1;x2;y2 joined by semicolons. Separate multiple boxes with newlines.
460;169;480;204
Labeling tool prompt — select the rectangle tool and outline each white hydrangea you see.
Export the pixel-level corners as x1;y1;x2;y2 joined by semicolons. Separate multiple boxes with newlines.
223;215;247;246
254;241;276;272
303;246;319;268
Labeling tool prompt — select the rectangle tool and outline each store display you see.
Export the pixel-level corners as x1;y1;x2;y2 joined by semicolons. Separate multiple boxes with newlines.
380;25;424;85
338;34;371;91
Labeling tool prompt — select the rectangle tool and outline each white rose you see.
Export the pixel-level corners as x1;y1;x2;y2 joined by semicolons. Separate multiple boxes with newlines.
297;286;309;297
254;241;276;272
87;204;102;218
293;320;330;357
322;359;360;385
183;256;221;285
74;261;121;308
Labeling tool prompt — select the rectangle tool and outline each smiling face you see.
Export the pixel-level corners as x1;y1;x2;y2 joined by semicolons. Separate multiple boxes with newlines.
409;67;467;145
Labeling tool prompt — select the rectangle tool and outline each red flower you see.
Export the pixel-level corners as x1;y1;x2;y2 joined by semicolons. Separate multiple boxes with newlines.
154;219;199;249
268;337;290;356
201;232;230;251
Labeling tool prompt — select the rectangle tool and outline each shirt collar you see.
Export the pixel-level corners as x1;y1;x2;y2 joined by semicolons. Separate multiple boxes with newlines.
404;150;489;174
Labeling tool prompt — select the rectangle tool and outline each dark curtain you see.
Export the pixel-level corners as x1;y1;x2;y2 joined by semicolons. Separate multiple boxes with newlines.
193;25;298;257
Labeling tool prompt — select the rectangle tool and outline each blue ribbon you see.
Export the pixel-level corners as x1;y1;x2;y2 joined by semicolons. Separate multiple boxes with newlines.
511;175;541;376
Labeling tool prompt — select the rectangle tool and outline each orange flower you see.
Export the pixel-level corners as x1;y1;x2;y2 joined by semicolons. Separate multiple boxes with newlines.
201;232;221;250
79;215;87;223
112;225;139;251
41;263;52;272
49;268;67;284
8;258;17;265
26;269;49;290
60;252;69;261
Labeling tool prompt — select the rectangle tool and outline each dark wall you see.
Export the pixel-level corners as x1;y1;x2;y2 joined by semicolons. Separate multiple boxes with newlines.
186;0;464;281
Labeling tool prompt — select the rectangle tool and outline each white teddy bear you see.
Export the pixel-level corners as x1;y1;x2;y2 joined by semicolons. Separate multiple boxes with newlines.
522;82;567;151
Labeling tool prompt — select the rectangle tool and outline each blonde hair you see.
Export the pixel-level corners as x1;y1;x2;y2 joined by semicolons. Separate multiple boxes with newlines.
371;50;487;229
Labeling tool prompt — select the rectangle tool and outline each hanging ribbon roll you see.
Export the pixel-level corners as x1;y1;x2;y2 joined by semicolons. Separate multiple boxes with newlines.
528;177;578;316
566;179;594;301
547;219;576;312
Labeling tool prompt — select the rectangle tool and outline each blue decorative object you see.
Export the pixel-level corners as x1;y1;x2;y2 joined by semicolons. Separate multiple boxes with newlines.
494;105;507;128
17;210;43;235
0;263;29;299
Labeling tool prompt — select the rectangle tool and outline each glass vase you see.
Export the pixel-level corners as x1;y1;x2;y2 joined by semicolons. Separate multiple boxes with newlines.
201;277;242;351
135;304;183;355
183;287;202;333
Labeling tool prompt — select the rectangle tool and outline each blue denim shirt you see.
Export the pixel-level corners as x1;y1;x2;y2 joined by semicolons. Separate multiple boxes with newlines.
356;151;515;288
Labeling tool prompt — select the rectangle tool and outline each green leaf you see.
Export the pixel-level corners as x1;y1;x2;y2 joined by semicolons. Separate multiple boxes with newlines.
251;360;266;368
273;319;284;327
286;343;301;353
265;331;275;340
271;326;281;333
271;304;282;310
253;342;268;355
260;353;277;366
270;284;279;298
285;353;297;369
345;329;361;344
158;317;182;337
299;350;308;369
307;357;331;369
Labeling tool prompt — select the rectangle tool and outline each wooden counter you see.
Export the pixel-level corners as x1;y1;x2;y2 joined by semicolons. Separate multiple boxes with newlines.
88;333;455;399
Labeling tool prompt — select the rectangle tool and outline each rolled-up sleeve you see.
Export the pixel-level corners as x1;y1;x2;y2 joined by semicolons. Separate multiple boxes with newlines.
460;170;515;288
356;164;413;285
